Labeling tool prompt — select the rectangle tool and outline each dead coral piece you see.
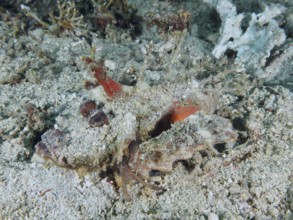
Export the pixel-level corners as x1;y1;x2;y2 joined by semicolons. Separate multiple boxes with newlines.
49;1;87;35
146;10;191;33
0;10;28;38
94;9;115;32
208;0;286;73
92;0;143;38
24;1;87;36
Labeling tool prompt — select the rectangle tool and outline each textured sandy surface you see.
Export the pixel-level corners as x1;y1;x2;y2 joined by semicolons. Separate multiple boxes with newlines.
0;0;292;219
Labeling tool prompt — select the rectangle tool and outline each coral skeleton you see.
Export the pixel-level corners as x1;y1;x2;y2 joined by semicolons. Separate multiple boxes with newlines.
24;1;86;36
205;0;286;73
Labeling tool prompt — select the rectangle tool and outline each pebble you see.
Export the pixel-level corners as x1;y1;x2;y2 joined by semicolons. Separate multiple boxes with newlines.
208;212;219;220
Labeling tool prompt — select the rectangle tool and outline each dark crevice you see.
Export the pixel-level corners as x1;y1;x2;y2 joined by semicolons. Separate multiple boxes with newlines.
237;132;249;145
148;112;173;138
264;46;282;67
193;4;221;41
179;160;196;173
237;95;244;102
148;170;161;177
31;131;44;151
99;166;118;188
232;0;264;14
224;49;237;61
232;117;249;144
213;143;227;153
240;13;251;33
232;117;246;131
199;151;208;158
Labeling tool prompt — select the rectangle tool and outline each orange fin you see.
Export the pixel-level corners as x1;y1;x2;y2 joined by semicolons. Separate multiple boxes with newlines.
169;101;198;123
93;66;122;98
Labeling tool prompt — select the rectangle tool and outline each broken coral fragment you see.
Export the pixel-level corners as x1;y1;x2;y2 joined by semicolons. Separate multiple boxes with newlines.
207;0;286;73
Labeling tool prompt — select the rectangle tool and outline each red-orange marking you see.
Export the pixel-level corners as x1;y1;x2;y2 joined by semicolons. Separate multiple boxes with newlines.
169;101;198;123
93;66;122;98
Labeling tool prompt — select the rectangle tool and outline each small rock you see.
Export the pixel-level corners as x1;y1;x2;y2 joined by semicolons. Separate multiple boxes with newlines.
208;212;219;220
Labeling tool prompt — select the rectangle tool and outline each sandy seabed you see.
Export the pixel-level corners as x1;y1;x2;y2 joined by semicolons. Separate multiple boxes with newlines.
0;0;292;219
